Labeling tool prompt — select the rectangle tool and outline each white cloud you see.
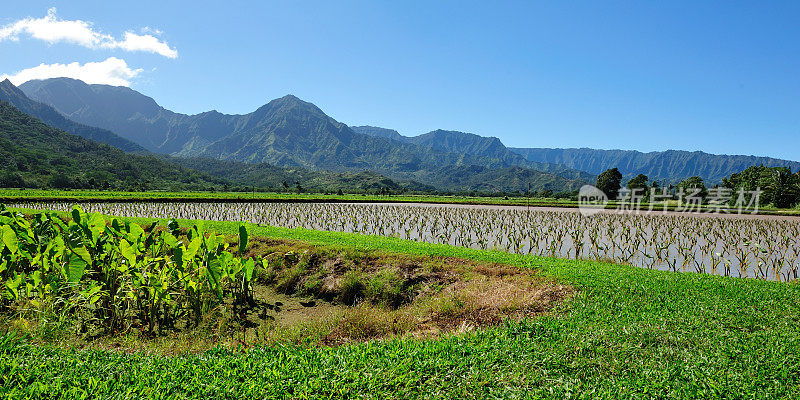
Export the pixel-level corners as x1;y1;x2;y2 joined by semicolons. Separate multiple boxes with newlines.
0;8;177;58
110;32;178;58
0;57;143;86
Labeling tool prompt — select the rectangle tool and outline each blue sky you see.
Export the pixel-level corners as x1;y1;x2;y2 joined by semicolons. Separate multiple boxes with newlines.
1;1;799;160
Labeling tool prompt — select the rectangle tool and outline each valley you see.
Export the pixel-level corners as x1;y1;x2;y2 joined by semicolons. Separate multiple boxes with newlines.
2;3;799;396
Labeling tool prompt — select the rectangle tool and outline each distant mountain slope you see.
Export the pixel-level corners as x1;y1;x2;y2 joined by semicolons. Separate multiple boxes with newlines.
20;77;210;152
406;130;521;162
191;98;586;192
352;126;536;164
350;125;405;141
22;78;588;193
0;101;223;190
510;148;800;183
352;125;596;182
168;157;435;193
0;79;145;152
0;99;430;193
411;165;586;194
19;79;503;170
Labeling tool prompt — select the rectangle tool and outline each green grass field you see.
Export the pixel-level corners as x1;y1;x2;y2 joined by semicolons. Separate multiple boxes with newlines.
0;188;587;214
0;188;578;206
1;208;799;398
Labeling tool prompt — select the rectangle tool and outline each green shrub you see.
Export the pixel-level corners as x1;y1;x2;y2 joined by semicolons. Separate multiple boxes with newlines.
339;270;365;305
365;269;408;307
275;263;306;293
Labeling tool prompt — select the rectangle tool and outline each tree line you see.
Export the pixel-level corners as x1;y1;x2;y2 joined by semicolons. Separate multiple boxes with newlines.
595;165;800;209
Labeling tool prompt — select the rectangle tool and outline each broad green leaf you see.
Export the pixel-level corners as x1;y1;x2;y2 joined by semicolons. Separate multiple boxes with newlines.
67;255;87;283
245;259;255;282
52;236;65;252
49;214;68;233
31;270;42;287
194;222;205;237
71;246;92;265
168;219;180;235
127;223;145;243
119;239;137;266
206;255;223;298
207;255;222;281
238;225;248;256
205;233;218;252
5;273;24;300
87;213;106;242
162;232;178;248
173;246;184;270
1;225;18;253
71;206;83;224
83;283;102;304
186;236;202;259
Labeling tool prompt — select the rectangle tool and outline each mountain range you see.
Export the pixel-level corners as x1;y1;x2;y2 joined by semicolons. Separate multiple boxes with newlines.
352;125;800;185
510;148;800;184
18;77;589;193
0;97;434;193
349;126;592;181
21;78;514;170
10;77;799;192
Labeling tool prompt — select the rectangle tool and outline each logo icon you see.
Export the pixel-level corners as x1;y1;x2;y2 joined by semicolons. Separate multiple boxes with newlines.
578;185;608;217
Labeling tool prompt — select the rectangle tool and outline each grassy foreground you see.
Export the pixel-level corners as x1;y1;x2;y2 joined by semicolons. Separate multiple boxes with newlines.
2;210;800;398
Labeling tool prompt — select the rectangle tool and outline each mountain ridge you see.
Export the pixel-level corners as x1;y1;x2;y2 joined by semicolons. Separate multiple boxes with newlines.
350;125;596;182
510;147;800;184
0;99;223;190
0;79;145;152
20;78;798;187
353;124;800;184
0;98;436;193
21;78;589;192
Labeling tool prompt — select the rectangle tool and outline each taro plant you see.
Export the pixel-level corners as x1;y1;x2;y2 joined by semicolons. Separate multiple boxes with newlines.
0;205;261;335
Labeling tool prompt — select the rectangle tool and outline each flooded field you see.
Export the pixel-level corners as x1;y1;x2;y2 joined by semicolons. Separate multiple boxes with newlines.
15;201;800;281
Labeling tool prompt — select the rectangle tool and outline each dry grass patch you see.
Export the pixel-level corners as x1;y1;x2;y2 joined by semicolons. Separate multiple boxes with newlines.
224;235;573;346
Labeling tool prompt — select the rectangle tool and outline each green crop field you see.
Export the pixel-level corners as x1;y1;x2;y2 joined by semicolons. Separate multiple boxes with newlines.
0;188;579;207
1;206;799;398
